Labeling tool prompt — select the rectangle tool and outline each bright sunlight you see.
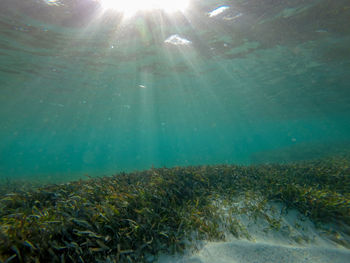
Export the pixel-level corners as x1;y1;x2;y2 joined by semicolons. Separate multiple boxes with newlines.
98;0;190;16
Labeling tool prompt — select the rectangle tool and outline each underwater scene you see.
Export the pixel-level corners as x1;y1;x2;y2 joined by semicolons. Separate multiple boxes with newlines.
0;0;350;262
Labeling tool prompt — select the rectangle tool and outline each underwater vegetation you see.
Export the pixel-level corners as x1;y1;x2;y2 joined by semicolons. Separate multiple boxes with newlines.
0;157;350;262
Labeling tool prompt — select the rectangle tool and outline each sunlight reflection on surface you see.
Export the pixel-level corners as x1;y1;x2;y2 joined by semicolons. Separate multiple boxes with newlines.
98;0;190;16
44;0;63;6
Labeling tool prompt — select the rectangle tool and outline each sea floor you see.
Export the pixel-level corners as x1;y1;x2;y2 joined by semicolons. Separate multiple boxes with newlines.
0;157;349;262
159;203;350;263
160;240;350;263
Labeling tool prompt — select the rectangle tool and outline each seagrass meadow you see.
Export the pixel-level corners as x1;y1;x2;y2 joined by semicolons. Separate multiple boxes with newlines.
1;156;350;262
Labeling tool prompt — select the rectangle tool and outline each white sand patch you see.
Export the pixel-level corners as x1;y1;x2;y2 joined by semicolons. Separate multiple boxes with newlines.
158;240;350;263
158;198;350;263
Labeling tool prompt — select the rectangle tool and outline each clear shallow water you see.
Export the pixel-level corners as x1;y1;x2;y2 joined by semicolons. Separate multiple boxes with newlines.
0;0;350;182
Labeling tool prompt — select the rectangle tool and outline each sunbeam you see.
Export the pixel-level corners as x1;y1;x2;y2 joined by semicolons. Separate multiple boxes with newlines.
98;0;190;16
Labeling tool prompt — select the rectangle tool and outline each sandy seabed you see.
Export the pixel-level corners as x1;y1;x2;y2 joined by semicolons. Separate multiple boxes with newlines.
159;206;350;263
160;241;350;263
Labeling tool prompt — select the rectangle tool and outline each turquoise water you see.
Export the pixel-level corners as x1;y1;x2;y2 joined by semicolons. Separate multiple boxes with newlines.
1;0;350;182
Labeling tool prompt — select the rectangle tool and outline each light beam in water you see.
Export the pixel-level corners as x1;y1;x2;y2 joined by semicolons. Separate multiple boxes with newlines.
98;0;190;16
